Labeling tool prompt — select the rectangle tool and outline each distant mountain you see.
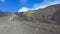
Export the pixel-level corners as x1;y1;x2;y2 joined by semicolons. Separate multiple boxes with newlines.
0;11;10;17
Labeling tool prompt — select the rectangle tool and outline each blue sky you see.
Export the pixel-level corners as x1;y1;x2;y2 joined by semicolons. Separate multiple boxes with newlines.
0;0;60;12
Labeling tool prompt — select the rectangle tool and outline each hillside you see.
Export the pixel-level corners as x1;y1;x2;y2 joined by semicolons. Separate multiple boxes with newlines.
16;4;60;24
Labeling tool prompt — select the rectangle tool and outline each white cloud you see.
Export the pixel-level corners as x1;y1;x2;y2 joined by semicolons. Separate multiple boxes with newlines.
43;0;60;5
30;0;60;10
0;0;5;3
18;0;60;12
18;7;30;12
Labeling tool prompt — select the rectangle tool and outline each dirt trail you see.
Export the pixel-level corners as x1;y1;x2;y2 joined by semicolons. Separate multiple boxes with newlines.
0;13;60;34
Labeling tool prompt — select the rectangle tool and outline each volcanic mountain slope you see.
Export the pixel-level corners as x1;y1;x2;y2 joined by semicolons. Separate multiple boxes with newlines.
35;4;60;19
35;4;60;23
41;4;60;23
16;4;60;24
